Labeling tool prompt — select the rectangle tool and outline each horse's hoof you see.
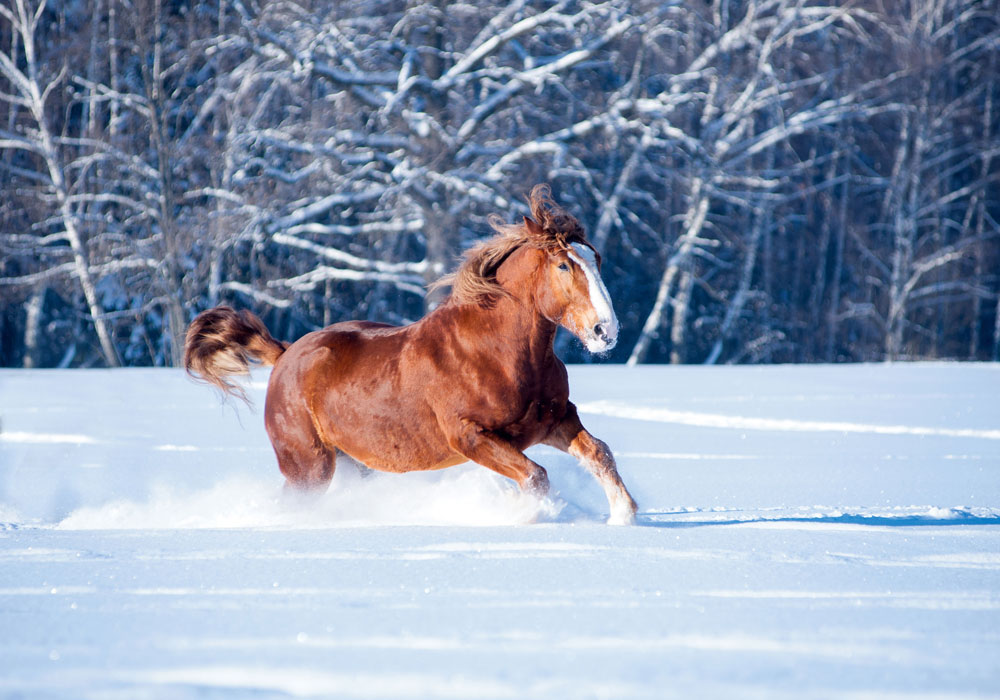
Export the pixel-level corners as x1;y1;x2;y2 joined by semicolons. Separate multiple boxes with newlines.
607;506;637;526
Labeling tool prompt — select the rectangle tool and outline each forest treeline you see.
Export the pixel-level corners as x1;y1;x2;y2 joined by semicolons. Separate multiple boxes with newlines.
1;0;998;367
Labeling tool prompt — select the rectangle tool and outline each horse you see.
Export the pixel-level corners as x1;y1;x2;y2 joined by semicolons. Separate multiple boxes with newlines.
184;185;638;525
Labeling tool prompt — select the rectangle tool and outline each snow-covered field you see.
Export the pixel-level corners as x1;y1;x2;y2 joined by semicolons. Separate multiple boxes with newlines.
1;363;998;699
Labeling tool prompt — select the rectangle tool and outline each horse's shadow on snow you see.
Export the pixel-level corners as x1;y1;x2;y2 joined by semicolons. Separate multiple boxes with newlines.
636;510;1000;529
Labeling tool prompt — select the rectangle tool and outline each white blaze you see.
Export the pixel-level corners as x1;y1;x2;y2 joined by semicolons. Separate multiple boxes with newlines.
568;243;619;352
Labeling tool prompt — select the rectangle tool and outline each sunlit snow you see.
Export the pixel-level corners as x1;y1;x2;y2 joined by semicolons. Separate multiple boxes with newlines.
1;363;998;698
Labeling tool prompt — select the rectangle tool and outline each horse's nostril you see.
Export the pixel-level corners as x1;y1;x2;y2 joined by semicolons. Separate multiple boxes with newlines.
594;323;607;339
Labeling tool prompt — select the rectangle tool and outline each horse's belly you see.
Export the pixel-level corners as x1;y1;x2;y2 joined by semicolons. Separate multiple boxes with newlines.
363;449;466;473
316;392;459;474
338;429;461;474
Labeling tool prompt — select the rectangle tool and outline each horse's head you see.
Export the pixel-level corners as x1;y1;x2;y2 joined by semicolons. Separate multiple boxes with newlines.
439;185;619;353
526;219;619;354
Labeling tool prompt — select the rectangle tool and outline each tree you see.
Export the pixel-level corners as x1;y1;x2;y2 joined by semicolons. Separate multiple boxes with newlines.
0;0;119;366
1;0;997;367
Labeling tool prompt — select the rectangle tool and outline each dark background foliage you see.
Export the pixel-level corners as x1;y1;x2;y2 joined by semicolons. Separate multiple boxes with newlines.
1;0;997;368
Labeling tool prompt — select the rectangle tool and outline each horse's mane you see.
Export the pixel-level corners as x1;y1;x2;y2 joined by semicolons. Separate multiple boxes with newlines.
433;184;589;306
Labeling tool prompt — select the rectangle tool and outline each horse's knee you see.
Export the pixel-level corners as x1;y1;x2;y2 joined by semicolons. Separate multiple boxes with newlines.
591;437;615;468
572;434;616;476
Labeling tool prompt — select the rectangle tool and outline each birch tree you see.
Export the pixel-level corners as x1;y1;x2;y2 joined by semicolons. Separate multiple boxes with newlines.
215;0;642;324
846;0;999;360
625;0;895;364
0;0;120;366
1;0;997;367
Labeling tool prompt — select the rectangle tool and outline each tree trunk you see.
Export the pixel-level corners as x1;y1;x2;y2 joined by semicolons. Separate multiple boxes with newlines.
108;0;119;142
669;269;692;364
22;287;43;368
146;0;187;366
885;108;918;361
4;0;120;366
628;177;709;365
993;295;1000;362
705;204;766;365
825;164;849;363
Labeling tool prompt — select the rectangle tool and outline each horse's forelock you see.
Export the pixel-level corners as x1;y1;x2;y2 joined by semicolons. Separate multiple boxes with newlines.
526;184;587;251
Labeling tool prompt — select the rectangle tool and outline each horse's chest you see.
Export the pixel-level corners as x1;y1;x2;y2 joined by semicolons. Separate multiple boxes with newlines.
461;358;569;445
496;397;566;446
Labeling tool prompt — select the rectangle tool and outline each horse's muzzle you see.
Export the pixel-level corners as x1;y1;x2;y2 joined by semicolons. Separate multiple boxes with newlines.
585;318;619;353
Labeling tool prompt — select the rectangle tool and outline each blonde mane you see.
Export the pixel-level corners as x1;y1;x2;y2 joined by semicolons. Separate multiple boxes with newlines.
433;184;589;306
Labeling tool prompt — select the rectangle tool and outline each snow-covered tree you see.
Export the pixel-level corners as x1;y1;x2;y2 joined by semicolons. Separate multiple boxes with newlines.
0;0;120;366
1;0;997;367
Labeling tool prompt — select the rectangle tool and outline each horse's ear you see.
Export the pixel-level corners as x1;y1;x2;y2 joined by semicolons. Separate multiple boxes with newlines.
523;216;544;237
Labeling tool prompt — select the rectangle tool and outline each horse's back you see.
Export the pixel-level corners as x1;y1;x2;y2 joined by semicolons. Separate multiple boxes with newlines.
276;319;402;365
268;320;412;407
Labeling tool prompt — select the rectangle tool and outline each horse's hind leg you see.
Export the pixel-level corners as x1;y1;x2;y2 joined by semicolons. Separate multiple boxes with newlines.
274;439;336;493
265;403;336;492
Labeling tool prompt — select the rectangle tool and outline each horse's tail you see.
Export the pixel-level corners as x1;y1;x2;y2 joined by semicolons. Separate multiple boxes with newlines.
184;306;288;402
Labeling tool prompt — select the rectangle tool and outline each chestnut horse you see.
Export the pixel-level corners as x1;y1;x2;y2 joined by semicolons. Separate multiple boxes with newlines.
184;186;638;524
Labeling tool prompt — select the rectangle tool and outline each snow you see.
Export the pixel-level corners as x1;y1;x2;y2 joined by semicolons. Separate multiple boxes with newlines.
1;362;998;699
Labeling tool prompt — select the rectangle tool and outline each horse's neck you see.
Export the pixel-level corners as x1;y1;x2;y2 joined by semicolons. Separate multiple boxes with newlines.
494;256;558;364
431;295;557;366
431;247;559;366
491;295;559;365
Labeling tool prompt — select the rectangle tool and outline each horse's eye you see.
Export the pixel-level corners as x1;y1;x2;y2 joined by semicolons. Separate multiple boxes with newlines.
558;262;570;272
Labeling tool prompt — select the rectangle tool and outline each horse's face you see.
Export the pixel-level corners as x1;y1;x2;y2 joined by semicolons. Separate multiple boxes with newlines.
538;243;619;353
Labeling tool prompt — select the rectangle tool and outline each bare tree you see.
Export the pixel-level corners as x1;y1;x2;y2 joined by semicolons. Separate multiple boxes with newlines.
626;0;896;364
1;0;997;367
0;0;119;366
844;0;999;360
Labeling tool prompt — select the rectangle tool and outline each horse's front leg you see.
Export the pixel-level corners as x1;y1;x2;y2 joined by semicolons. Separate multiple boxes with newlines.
446;418;550;496
546;404;638;525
